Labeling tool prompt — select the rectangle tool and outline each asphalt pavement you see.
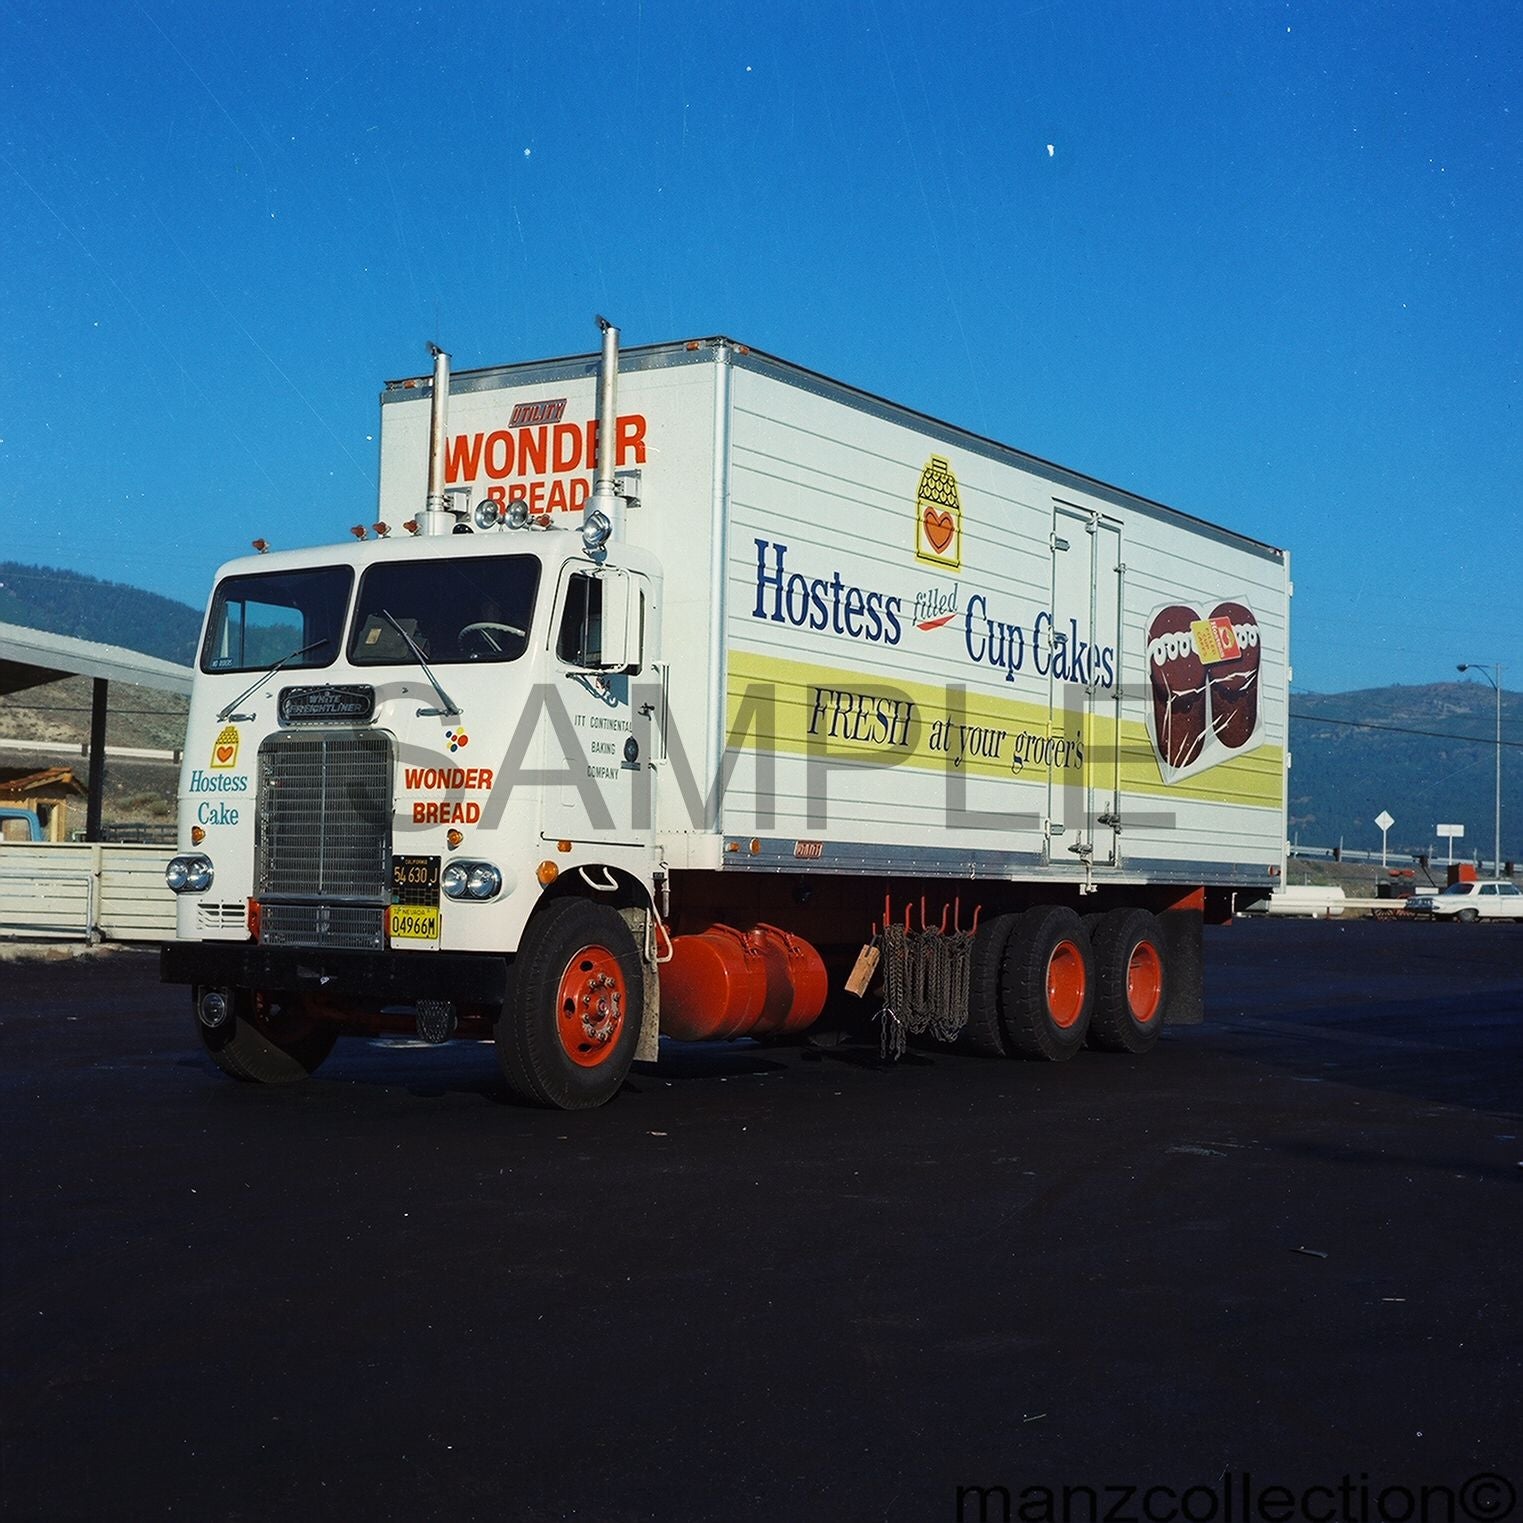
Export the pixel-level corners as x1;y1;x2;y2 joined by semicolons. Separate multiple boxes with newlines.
3;921;1521;1523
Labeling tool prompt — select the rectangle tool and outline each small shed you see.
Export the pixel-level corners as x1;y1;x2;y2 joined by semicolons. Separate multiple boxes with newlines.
0;766;89;841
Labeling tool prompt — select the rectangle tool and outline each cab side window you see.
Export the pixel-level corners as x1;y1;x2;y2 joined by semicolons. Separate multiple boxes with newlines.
557;573;602;666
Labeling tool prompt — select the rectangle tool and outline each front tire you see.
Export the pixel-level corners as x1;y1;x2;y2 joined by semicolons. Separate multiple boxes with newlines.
496;899;643;1109
197;988;338;1084
1456;908;1479;924
999;906;1094;1061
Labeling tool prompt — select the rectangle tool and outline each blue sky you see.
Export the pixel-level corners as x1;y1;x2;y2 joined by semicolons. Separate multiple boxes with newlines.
2;0;1519;695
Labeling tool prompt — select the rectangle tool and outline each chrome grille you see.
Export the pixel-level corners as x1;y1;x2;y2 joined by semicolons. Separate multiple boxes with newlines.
260;901;385;950
256;729;392;948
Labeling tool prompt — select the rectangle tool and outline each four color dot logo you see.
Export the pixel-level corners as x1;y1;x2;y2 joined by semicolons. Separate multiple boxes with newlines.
446;729;469;753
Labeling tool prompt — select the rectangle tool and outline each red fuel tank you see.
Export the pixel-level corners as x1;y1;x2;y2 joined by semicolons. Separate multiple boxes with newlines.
745;924;829;1036
658;923;828;1041
658;925;766;1041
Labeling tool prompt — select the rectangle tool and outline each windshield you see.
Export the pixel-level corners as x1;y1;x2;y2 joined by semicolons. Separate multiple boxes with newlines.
1439;883;1475;896
348;556;541;667
201;567;352;674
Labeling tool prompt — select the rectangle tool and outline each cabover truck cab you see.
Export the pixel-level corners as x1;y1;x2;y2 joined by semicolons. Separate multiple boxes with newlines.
163;322;1291;1109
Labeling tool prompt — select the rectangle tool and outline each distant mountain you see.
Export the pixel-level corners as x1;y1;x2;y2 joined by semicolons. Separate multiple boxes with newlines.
1289;683;1520;863
0;566;1516;862
0;561;202;665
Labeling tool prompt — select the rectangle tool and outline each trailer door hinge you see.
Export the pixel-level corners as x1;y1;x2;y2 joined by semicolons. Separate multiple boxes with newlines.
1097;811;1122;831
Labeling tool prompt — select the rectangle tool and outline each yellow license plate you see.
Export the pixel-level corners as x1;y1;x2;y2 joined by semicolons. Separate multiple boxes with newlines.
389;905;441;941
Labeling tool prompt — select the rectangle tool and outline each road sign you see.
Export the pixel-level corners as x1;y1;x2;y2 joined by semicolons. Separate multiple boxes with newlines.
1437;822;1464;865
1375;811;1394;867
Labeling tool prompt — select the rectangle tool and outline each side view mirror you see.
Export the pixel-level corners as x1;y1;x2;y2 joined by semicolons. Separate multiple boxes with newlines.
558;568;644;674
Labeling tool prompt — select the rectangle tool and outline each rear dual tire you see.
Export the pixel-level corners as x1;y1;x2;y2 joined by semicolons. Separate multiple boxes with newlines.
1000;905;1095;1061
962;904;1168;1062
1084;907;1167;1054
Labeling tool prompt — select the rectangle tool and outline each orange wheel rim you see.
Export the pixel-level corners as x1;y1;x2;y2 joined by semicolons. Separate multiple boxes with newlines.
1126;940;1164;1024
555;944;628;1068
1046;939;1087;1028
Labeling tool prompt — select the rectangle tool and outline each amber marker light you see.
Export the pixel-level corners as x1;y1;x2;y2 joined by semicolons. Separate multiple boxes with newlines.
403;519;420;535
350;524;367;540
536;861;560;886
251;538;270;554
446;828;464;849
373;522;391;538
190;825;205;845
557;839;572;853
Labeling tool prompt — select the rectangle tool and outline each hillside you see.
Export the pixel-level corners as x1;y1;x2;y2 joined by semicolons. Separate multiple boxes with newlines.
1289;683;1520;862
0;561;202;665
0;567;1516;860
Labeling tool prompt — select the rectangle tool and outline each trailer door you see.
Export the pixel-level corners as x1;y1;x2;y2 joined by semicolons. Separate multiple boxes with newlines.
1047;506;1123;869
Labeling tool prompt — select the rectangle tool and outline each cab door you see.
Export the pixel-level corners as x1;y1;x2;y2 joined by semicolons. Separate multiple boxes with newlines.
544;564;658;847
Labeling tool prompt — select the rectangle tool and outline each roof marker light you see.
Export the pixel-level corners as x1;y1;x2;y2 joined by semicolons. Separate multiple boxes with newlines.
350;524;368;540
251;538;270;554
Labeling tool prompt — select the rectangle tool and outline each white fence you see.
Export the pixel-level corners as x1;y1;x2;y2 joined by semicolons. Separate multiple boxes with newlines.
0;842;176;942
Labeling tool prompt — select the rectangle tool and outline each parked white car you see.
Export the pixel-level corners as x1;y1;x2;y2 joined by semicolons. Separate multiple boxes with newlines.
1407;880;1523;922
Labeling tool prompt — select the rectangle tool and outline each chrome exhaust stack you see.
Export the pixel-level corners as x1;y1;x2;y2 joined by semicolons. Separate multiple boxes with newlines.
420;343;459;537
581;315;620;561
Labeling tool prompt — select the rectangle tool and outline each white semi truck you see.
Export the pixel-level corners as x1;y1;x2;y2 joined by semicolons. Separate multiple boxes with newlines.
162;321;1290;1108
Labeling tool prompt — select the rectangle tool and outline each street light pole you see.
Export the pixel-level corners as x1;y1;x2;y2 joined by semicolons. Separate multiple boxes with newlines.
1458;662;1503;875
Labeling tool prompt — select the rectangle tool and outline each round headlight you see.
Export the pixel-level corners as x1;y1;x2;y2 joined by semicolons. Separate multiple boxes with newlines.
465;862;502;900
441;862;469;899
185;856;215;892
473;499;502;531
165;858;189;891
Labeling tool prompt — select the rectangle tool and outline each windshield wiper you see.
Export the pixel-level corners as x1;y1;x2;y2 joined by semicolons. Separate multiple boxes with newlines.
381;610;461;717
216;638;331;721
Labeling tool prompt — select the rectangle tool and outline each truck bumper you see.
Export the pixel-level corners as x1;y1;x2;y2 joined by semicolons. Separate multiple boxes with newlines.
160;941;509;1006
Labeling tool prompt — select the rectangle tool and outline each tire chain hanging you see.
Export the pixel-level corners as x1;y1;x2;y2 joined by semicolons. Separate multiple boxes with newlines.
876;903;974;1060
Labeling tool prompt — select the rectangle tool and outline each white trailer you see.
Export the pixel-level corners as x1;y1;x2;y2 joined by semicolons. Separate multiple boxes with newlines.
163;324;1290;1107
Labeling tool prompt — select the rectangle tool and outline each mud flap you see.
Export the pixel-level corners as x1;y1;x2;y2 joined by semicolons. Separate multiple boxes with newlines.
620;906;662;1062
1159;906;1204;1025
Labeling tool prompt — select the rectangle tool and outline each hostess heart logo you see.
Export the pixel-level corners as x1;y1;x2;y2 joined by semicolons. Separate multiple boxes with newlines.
914;455;962;570
923;508;955;554
209;724;241;772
